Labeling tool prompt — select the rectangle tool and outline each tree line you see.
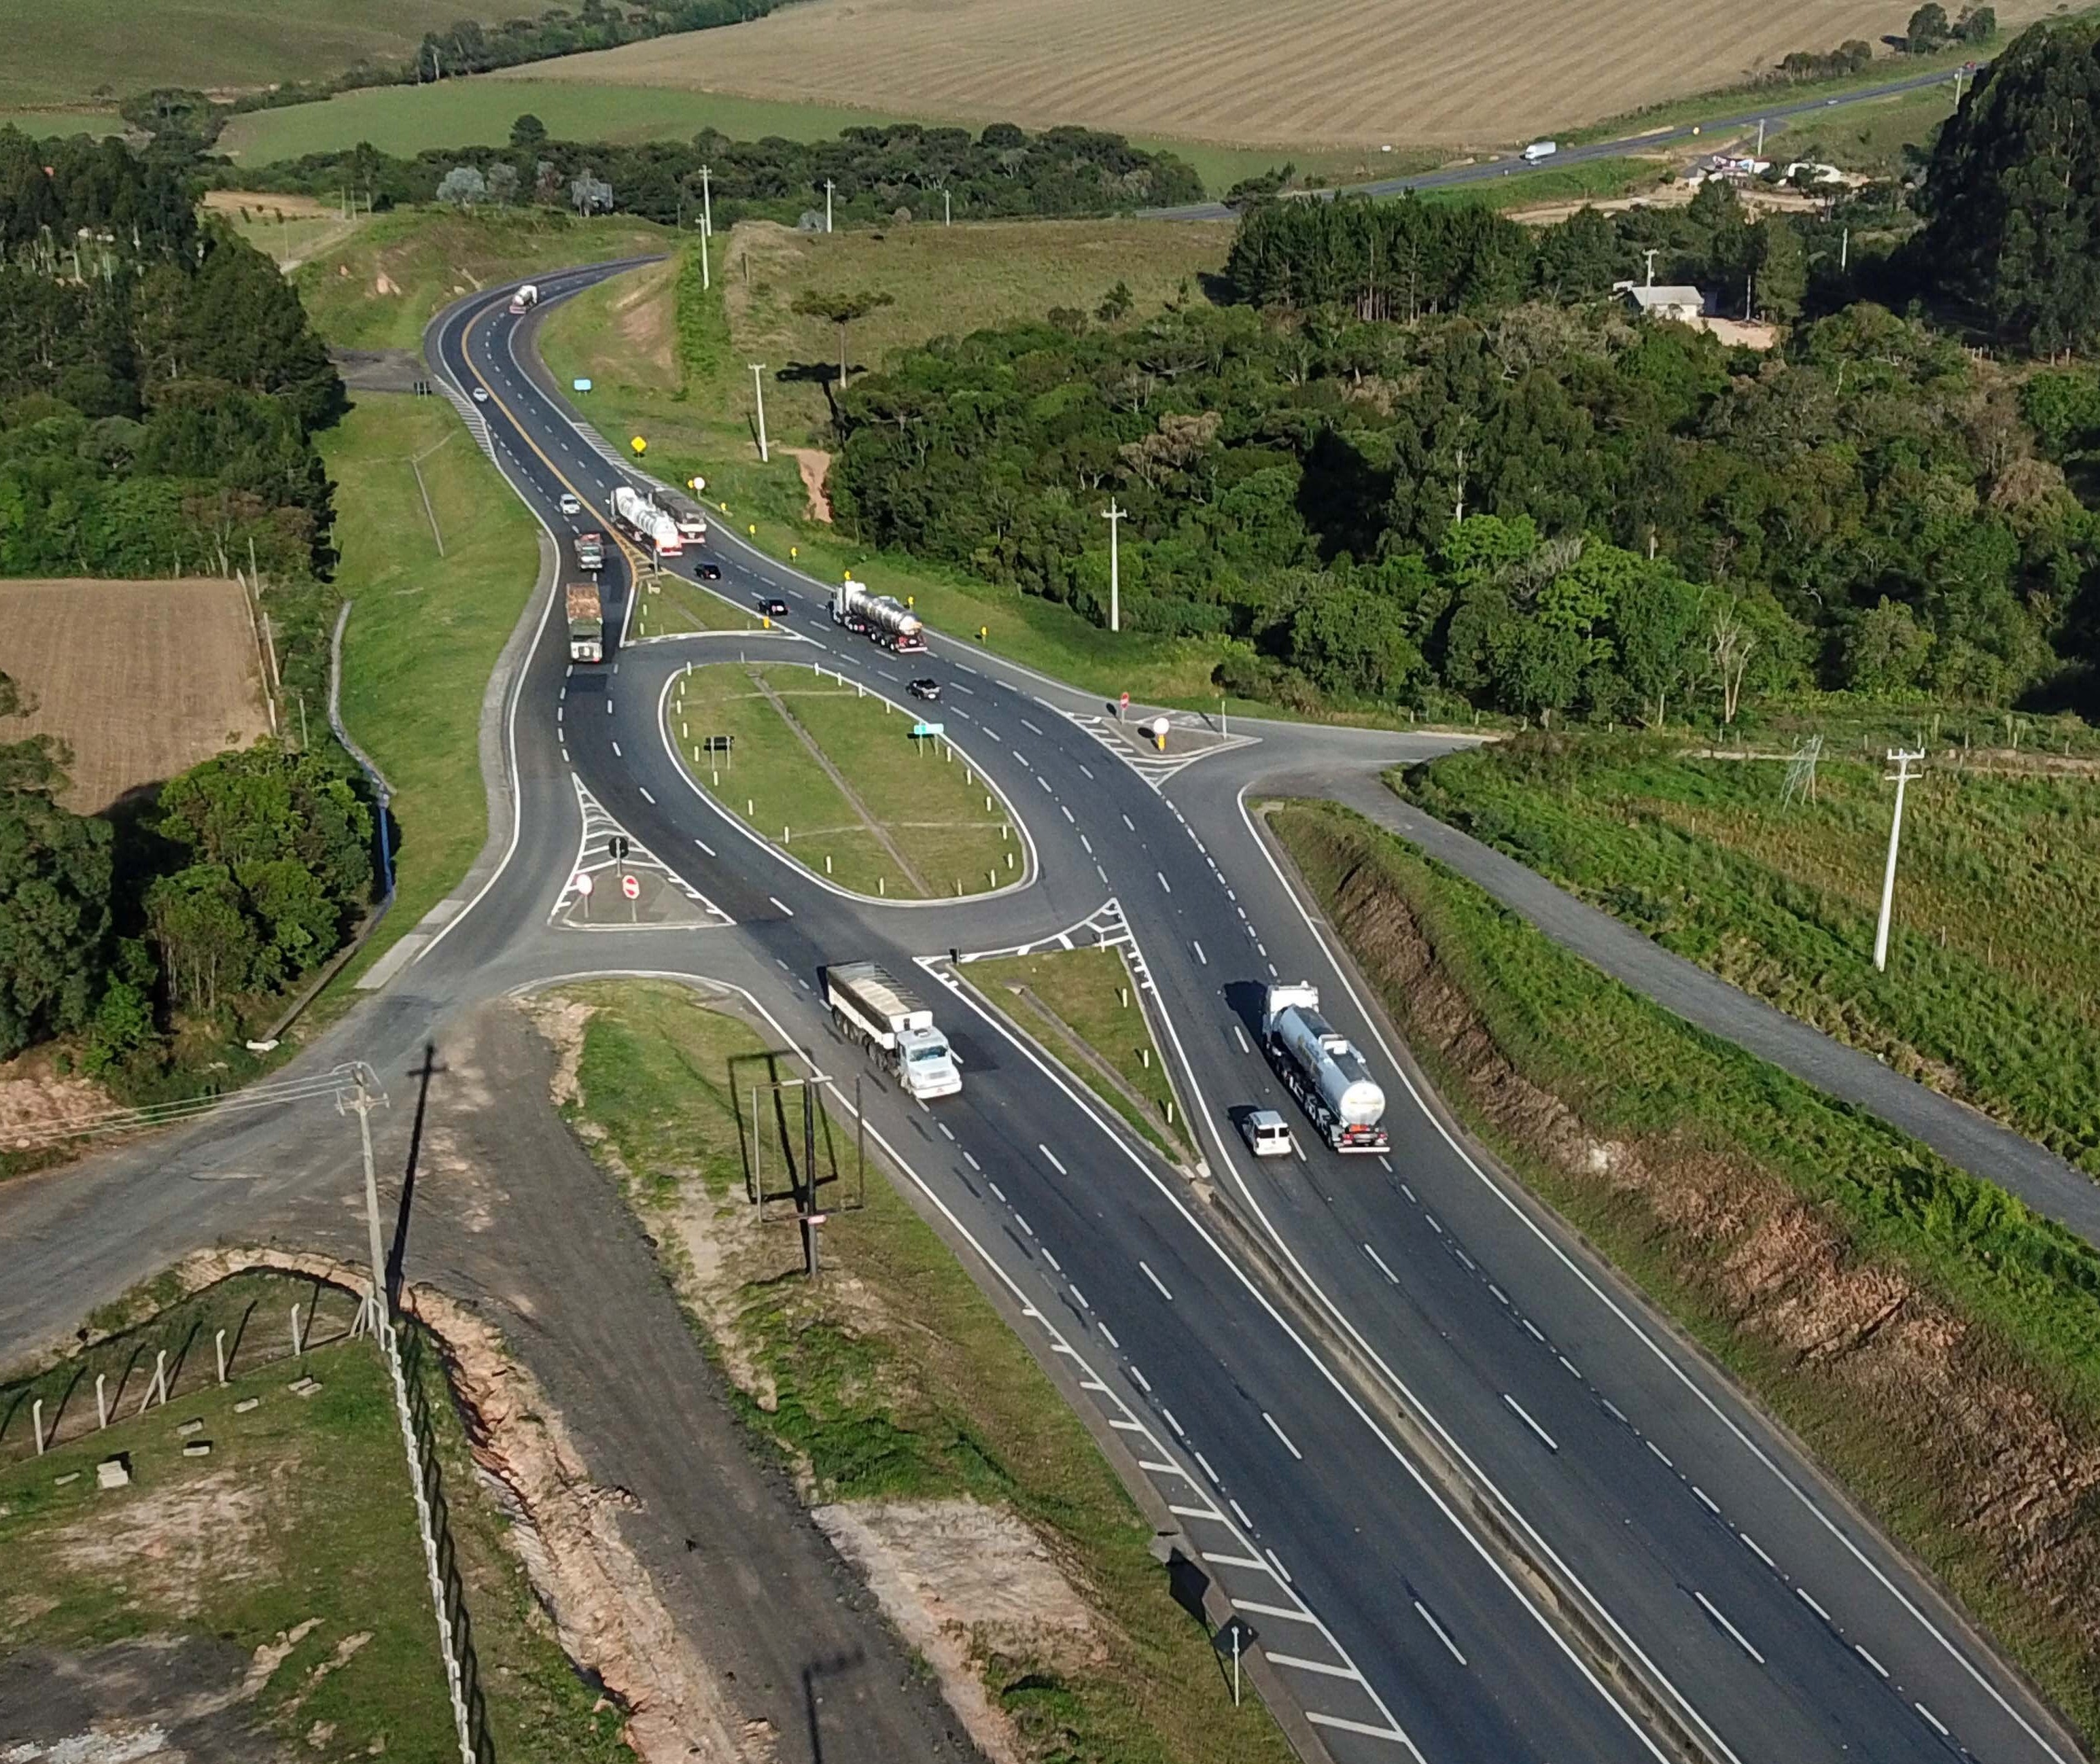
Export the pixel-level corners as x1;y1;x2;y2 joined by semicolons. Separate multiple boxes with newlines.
231;115;1205;226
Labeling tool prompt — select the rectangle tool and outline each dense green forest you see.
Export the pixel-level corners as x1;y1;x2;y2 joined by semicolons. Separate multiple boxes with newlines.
0;131;370;1097
234;118;1206;226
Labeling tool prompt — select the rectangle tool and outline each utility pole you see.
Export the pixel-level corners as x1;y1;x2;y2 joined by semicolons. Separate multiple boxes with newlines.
1840;226;1849;272
699;162;713;236
699;221;710;291
1642;247;1660;288
750;364;769;462
1101;499;1125;633
1872;749;1925;972
1755;117;1766;156
943;188;951;226
345;1069;389;1324
824;178;835;234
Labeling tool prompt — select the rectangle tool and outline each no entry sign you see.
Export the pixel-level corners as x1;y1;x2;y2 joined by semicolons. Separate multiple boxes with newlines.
573;870;594;896
621;873;641;900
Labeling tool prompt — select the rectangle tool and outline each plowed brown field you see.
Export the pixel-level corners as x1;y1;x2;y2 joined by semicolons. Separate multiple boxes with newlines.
0;578;270;811
498;0;2054;147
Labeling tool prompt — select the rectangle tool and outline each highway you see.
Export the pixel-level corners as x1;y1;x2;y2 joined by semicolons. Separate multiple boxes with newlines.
0;258;2078;1764
1144;60;1974;219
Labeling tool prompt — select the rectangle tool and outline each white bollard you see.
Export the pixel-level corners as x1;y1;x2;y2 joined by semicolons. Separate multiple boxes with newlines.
32;1398;45;1456
825;854;833;875
292;1305;304;1359
96;1373;107;1430
215;1328;228;1385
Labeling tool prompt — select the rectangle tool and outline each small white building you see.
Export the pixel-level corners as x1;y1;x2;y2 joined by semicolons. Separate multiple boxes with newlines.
1624;285;1707;323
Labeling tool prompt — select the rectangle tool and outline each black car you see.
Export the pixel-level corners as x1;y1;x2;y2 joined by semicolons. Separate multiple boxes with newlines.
760;597;790;618
697;562;722;580
908;677;941;702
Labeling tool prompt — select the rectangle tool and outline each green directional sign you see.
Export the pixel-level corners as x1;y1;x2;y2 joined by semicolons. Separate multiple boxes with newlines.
910;721;945;738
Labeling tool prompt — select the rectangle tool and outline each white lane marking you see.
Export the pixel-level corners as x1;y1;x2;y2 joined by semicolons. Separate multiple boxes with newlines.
1694;1486;1721;1515
1414;1600;1469;1665
1042;1248;1061;1272
1452;1248;1475;1272
1266;962;1277;976
1192;940;1207;966
1263;1412;1302;1460
1161;1406;1186;1439
1038;776;1053;793
1238;1598;1318;1625
1080;833;1093;853
1857;1644;1890;1678
1229;1498;1254;1528
1740;1531;1776;1570
1140;1260;1172;1301
1306;1712;1410;1744
1917;1704;1950;1738
1378;1154;1393;1172
1069;1284;1091;1311
1128;1364;1152;1394
987;1179;1004;1201
637;786;655;805
1062;805;1074;824
1503;1394;1558;1453
1488;1284;1507;1305
1233;1025;1250;1053
768;896;794;917
937;1121;955;1141
1796;1587;1832;1623
1157;870;1172;893
1123;813;1136;830
611;740;623;757
1021;718;1043;734
1097;864;1109;883
1014;1212;1035;1237
1364;1243;1400;1286
1079;763;1094;779
693;836;715;856
1268;1653;1360;1681
1557;1354;1582;1379
1695;1591;1766;1666
1648;1440;1674;1469
962;1148;982;1171
1038;1144;1068;1176
1521;1318;1545;1343
607;699;614;713
1265;1547;1293;1584
1100;1324;1119;1350
1195;1451;1220;1485
1202;1549;1270;1572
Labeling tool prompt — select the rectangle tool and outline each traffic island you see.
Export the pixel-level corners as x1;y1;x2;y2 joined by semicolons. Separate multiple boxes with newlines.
663;659;1032;900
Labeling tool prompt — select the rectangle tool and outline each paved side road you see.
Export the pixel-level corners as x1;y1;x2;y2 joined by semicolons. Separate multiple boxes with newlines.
1295;771;2100;1250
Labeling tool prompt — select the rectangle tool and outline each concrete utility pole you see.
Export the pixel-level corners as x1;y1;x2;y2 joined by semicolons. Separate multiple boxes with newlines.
1755;118;1766;156
1873;749;1925;972
750;364;769;462
1841;226;1850;272
824;178;835;233
1642;247;1660;288
700;222;710;291
943;188;951;226
1101;499;1126;633
699;163;714;236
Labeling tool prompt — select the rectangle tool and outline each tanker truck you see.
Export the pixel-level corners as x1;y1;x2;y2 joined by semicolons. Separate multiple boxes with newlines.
831;578;926;654
1261;983;1388;1153
508;282;540;315
612;483;682;556
824;962;961;1100
566;582;604;664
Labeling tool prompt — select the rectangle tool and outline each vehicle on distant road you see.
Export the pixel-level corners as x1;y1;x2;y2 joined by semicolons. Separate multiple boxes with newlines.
833;578;927;654
697;562;722;580
565;582;603;663
611;483;682;556
1262;982;1388;1153
908;677;941;702
1522;139;1558;162
825;962;962;1099
760;597;789;618
508;283;540;315
471;386;490;403
1240;1109;1295;1158
574;530;604;571
559;493;581;516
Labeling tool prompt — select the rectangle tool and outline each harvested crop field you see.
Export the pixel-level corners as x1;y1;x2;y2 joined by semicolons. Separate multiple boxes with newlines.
501;0;2058;147
0;578;270;811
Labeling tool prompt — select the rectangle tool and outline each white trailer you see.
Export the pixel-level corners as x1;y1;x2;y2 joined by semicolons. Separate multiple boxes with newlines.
1261;983;1388;1153
612;483;682;556
831;578;926;653
826;962;961;1100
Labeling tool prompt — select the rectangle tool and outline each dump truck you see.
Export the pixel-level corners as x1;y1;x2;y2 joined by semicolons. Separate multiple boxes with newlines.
831;578;926;653
566;582;604;663
1261;982;1388;1153
574;530;604;572
508;282;540;315
825;962;961;1100
612;483;682;555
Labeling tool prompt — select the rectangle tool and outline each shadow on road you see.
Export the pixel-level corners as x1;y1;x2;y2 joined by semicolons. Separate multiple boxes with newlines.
387;1042;442;1307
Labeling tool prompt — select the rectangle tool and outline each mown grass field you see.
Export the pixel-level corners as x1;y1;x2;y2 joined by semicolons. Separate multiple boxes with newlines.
668;660;1015;896
1401;736;2100;1178
0;0;541;110
968;948;1194;1163
1269;798;2100;1739
630;571;765;637
557;979;1297;1764
326;392;542;985
0;1268;625;1762
497;0;2058;147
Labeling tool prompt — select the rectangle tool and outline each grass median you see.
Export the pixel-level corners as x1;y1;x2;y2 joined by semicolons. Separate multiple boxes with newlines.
1268;796;2100;1739
546;979;1295;1764
967;948;1196;1165
667;659;1019;898
629;571;764;637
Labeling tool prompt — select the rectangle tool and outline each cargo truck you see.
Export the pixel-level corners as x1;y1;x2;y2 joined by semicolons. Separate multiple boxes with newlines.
661;491;710;545
825;962;961;1100
612;483;682;556
566;582;604;663
574;530;605;571
831;578;926;654
1521;140;1558;163
1261;983;1388;1153
508;283;540;315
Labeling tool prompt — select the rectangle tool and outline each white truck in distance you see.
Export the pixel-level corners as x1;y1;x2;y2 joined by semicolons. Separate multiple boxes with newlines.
662;491;710;545
826;963;961;1100
508;283;540;315
1262;983;1388;1153
1521;140;1558;163
612;483;682;556
832;578;927;653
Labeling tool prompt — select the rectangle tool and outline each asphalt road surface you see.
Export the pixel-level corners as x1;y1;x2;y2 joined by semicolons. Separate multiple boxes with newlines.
0;260;2080;1764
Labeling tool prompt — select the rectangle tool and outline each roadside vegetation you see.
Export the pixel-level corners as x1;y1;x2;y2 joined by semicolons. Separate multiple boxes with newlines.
967;948;1196;1164
1399;734;2100;1176
548;979;1296;1764
1267;798;2100;1740
667;660;1018;898
0;1267;625;1762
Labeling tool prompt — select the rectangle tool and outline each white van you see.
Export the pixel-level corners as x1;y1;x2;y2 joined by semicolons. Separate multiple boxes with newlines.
1522;140;1558;164
1240;1109;1296;1159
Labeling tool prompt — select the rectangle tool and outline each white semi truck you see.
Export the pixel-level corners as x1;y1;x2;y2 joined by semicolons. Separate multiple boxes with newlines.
508;282;540;315
831;578;927;653
612;483;682;556
825;963;961;1099
1261;982;1388;1154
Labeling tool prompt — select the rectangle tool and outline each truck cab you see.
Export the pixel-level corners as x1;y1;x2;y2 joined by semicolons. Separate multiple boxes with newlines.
897;1025;962;1099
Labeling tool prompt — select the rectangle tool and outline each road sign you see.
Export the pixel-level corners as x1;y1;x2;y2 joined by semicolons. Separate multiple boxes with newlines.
688;474;706;492
911;721;945;738
606;834;629;860
573;377;593;392
629;435;647;456
574;870;594;895
621;873;640;901
701;734;734;753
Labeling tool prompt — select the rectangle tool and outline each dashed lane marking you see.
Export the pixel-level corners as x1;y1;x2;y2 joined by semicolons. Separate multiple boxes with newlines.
1263;1412;1303;1460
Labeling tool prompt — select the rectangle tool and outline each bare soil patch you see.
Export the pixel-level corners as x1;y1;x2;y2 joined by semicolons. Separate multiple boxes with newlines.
203;189;336;220
784;447;833;523
0;579;269;811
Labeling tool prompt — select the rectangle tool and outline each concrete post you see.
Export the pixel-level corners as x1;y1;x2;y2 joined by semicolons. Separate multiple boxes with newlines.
215;1328;228;1386
292;1305;304;1359
96;1373;107;1430
32;1398;45;1455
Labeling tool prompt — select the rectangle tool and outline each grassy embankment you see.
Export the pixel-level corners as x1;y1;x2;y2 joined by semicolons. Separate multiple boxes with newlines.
1269;798;2100;1739
322;392;542;989
554;979;1295;1764
538;225;1254;706
966;949;1195;1165
1401;735;2100;1177
0;1267;625;1762
668;660;1015;897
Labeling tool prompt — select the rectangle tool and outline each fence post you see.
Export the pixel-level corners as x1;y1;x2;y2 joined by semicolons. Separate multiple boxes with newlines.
215;1328;228;1386
96;1373;107;1430
292;1304;304;1359
138;1349;167;1415
32;1398;45;1456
